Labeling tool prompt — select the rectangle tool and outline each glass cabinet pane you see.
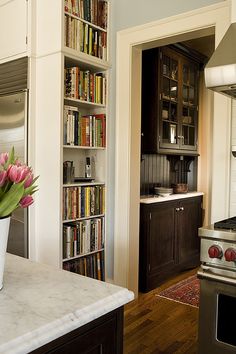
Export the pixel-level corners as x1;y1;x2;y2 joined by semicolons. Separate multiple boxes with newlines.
189;87;195;105
170;59;178;80
189;64;195;86
183;64;189;84
163;77;170;99
183;85;189;104
163;121;177;144
170;80;177;101
183;125;195;146
162;101;169;119
163;55;170;76
189;108;195;125
182;107;189;124
170;103;177;121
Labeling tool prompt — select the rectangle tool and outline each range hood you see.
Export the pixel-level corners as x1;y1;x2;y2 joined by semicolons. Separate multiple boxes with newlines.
205;23;236;99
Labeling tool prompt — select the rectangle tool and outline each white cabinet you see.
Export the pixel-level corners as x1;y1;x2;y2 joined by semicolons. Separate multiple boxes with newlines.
0;0;27;61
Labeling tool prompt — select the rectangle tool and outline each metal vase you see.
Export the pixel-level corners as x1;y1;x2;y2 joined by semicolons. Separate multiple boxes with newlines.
0;216;10;290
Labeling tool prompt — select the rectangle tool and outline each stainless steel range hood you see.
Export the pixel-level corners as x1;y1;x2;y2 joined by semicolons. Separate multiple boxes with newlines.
205;23;236;99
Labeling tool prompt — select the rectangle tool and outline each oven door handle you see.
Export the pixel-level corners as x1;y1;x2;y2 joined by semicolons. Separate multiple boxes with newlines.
198;268;236;286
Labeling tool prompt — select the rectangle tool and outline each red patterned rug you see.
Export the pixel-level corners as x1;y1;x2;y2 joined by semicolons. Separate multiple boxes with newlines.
156;275;200;308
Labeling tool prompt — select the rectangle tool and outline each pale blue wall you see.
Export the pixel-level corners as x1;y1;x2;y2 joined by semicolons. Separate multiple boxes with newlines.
113;0;224;31
107;0;223;279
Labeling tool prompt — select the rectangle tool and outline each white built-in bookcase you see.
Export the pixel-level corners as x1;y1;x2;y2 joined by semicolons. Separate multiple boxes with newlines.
28;0;111;280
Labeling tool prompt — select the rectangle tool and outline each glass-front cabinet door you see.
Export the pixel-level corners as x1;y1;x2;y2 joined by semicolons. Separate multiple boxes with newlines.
159;48;180;149
180;59;198;150
158;47;199;153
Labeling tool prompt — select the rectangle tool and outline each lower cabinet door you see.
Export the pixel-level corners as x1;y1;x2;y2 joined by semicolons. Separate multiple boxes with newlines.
139;202;177;291
149;204;176;275
177;197;202;266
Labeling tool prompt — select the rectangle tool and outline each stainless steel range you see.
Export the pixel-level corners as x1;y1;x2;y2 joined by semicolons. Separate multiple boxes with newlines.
198;217;236;354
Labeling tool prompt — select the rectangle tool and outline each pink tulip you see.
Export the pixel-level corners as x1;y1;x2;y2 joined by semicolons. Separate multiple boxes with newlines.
19;195;34;208
24;173;34;188
0;153;8;166
0;170;7;186
7;165;31;183
15;159;22;167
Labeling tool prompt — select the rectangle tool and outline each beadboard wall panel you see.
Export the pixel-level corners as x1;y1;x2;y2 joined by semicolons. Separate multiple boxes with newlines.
140;154;197;195
140;154;170;195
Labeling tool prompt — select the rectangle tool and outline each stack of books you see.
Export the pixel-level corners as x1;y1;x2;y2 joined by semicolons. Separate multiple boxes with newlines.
64;0;108;29
64;105;106;147
63;185;105;220
65;66;106;104
63;217;104;259
63;251;105;280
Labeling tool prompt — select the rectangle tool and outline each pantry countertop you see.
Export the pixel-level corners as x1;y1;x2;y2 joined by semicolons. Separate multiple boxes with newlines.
140;191;204;204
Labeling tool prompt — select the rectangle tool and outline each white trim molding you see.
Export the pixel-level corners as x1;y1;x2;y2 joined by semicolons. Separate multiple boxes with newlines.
114;1;231;296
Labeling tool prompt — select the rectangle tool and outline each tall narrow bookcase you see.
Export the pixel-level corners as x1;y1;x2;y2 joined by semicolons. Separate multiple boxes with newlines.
62;0;110;281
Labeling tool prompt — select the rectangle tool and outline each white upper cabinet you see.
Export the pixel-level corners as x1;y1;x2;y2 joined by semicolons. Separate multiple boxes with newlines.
0;0;28;62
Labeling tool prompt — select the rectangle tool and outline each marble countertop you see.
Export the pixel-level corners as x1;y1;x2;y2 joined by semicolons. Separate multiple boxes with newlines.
140;191;204;204
0;254;134;354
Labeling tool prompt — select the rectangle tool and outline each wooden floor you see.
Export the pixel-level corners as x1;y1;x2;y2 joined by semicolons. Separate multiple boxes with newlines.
124;269;199;354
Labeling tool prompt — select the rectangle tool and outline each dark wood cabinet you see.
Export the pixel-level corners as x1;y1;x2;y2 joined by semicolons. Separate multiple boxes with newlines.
31;307;124;354
141;46;201;155
139;196;203;292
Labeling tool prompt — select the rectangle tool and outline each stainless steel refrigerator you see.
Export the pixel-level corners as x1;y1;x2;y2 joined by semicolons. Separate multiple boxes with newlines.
0;90;28;258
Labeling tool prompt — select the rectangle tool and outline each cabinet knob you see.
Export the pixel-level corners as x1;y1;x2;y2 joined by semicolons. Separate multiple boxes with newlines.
177;136;184;139
176;207;180;212
180;206;184;211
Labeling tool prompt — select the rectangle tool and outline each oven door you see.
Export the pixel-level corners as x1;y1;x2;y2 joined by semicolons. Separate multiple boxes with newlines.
198;269;236;354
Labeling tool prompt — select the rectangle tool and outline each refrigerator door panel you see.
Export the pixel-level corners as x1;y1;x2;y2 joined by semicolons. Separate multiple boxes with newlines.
0;91;28;258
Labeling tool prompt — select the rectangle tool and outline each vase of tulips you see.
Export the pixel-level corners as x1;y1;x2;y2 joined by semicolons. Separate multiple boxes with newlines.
0;147;38;290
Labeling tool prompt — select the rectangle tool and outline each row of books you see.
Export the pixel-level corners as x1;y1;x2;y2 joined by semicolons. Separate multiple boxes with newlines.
65;67;106;104
64;106;106;147
64;0;108;29
63;185;105;220
63;251;105;280
64;15;107;60
63;217;104;259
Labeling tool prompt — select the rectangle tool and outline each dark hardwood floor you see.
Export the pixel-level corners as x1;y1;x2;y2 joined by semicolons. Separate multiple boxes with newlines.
124;269;198;354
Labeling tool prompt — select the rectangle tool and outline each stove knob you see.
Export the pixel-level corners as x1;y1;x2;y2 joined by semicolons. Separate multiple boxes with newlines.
225;248;236;262
208;245;223;259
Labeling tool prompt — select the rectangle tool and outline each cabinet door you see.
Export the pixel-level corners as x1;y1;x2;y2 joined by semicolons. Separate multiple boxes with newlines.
159;48;180;150
179;59;199;151
148;203;177;276
0;0;27;61
177;197;202;265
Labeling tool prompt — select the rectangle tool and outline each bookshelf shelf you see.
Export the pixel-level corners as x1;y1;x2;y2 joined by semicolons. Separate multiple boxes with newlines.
63;248;104;262
63;145;105;150
64;97;106;108
63;214;105;223
63;182;105;187
63;47;110;71
65;11;107;33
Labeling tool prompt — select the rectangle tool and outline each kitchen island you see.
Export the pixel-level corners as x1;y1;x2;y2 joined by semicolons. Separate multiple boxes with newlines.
0;254;134;354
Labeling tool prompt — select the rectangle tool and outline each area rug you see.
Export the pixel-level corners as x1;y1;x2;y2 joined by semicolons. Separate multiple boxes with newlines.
156;275;200;308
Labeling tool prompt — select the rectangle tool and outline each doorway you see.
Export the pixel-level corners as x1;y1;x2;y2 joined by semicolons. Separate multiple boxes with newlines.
114;2;231;296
